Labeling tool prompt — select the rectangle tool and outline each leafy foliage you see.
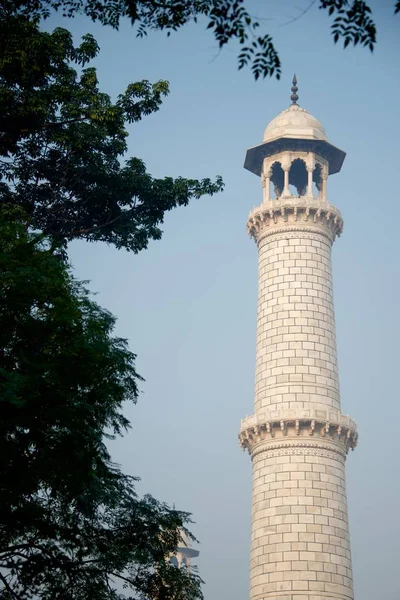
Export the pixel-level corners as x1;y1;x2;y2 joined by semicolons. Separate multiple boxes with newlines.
320;0;376;50
3;0;281;79
3;0;399;80
0;15;223;253
0;206;202;600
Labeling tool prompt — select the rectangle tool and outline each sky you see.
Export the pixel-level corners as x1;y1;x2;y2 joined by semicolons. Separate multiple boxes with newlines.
46;2;400;599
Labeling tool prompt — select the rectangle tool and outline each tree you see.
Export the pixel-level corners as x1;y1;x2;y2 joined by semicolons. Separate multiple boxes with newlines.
0;13;219;599
0;14;223;253
3;0;399;80
0;206;202;600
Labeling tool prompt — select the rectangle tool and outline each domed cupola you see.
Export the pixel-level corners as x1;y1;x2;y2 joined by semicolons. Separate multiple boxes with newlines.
244;75;346;200
263;104;327;143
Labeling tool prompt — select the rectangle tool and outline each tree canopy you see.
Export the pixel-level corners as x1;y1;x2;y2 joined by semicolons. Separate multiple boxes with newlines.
0;15;223;253
0;206;202;600
2;0;399;80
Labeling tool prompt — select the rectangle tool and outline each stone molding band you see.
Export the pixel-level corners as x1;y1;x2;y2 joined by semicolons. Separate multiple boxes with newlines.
249;440;347;461
256;225;333;246
251;591;353;600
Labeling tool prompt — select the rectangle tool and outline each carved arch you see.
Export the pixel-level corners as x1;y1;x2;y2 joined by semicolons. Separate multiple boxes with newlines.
289;158;308;196
270;161;284;198
313;162;323;197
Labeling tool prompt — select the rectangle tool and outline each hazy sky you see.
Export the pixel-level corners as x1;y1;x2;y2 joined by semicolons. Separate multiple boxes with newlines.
47;1;400;599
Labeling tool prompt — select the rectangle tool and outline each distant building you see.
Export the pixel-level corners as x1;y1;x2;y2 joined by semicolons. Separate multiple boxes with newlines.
169;529;199;572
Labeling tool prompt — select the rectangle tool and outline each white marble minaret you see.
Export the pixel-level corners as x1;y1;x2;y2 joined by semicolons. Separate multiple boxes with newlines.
239;77;358;600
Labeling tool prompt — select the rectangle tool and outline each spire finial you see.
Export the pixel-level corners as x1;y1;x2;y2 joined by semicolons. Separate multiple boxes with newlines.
291;74;299;105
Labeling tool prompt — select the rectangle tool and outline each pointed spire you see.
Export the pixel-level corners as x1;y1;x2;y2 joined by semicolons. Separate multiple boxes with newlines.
290;74;299;105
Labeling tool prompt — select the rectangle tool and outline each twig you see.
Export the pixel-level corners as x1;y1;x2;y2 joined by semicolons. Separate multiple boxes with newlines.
0;572;21;600
68;211;127;237
280;0;318;27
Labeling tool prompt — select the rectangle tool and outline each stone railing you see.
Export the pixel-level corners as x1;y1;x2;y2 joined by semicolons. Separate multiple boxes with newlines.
247;195;343;243
238;408;358;455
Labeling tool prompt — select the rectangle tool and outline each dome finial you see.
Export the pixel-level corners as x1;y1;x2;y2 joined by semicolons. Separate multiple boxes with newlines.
290;74;299;105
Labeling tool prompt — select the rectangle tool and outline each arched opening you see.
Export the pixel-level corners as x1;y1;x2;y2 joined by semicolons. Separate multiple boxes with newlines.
313;163;323;198
289;158;308;196
270;161;284;199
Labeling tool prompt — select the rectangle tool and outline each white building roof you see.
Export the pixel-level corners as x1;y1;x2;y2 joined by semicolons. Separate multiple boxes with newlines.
263;104;327;143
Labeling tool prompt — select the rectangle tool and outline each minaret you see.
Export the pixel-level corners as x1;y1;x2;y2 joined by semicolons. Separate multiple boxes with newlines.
239;77;358;600
169;528;200;572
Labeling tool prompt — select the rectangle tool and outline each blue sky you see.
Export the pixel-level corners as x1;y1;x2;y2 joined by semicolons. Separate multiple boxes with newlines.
47;1;399;598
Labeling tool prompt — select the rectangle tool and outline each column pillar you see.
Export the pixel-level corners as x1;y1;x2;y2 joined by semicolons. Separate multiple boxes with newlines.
322;173;328;200
321;165;328;200
262;170;271;203
283;167;290;197
307;166;314;197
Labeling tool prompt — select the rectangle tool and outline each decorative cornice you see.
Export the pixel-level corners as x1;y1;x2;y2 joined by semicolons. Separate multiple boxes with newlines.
238;410;357;457
247;197;343;244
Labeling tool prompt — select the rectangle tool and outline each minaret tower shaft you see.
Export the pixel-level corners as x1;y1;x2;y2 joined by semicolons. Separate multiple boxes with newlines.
239;78;358;600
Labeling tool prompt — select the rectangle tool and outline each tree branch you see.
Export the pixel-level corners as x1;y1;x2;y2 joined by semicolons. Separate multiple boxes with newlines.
110;571;136;586
0;543;34;555
281;0;318;27
0;572;21;600
68;210;132;237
